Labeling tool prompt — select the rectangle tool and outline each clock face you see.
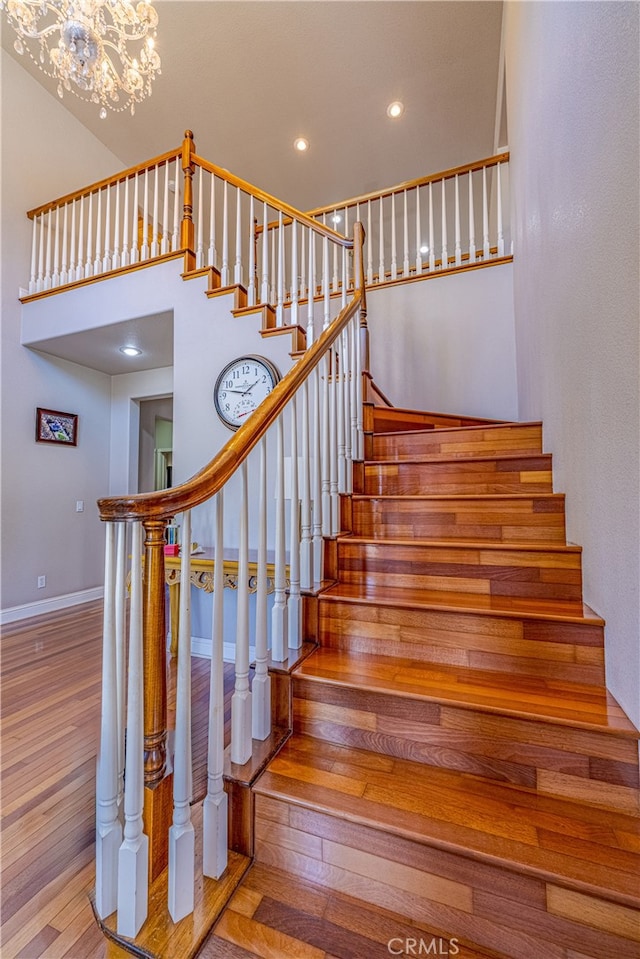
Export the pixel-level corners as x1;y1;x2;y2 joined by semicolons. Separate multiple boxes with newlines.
214;355;281;430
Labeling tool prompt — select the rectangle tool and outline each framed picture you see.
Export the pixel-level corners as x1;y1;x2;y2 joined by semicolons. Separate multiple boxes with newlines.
36;408;78;446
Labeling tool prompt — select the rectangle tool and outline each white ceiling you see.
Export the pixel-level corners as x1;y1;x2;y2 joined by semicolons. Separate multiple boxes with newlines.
8;0;505;374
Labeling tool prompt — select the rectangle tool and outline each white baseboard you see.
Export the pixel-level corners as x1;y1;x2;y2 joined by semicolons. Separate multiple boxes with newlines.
1;587;104;625
191;635;256;663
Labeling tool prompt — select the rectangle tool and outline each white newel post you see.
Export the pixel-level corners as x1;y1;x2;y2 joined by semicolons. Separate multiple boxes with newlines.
203;490;228;879
168;510;195;922
96;522;123;920
330;346;339;536
231;462;252;765
272;415;288;661
116;522;148;937
321;354;331;537
252;438;271;740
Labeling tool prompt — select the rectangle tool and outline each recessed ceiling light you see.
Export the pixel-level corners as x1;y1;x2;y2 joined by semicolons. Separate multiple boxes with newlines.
294;137;309;152
387;101;404;119
331;214;342;225
420;244;429;254
120;346;142;357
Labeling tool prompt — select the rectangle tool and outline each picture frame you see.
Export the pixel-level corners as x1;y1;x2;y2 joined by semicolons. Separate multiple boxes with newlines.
36;407;78;446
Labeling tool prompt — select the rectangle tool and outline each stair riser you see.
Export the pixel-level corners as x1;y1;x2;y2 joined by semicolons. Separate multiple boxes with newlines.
318;599;605;684
350;496;566;544
373;424;543;461
372;408;502;432
363;457;554;496
255;795;640;959
293;679;639;812
336;542;583;603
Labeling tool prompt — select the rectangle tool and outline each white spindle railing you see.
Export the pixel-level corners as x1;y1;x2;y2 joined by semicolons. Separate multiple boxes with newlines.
96;230;365;932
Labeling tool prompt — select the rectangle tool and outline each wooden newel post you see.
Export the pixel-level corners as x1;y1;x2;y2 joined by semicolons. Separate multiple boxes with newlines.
181;130;196;271
142;518;172;881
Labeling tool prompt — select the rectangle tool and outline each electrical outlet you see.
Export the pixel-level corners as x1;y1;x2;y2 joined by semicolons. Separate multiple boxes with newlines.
37;575;46;589
76;500;84;512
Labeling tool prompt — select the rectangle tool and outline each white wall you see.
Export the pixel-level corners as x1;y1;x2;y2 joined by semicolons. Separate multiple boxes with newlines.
0;52;126;617
504;2;640;726
367;263;517;420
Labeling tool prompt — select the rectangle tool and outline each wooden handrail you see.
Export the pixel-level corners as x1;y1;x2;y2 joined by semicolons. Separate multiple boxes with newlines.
191;154;351;248
98;225;365;524
27;147;182;220
306;151;510;218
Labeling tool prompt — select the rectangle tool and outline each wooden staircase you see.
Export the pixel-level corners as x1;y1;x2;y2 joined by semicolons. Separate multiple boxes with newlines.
248;409;640;958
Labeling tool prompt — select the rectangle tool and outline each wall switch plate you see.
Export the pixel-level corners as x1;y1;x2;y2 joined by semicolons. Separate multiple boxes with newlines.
37;575;46;588
76;500;84;512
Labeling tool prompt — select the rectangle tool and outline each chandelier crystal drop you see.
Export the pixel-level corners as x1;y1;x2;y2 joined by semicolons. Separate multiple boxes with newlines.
1;1;161;118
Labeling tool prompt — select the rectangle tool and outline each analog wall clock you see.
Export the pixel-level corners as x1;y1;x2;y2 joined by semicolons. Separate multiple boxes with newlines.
214;355;281;430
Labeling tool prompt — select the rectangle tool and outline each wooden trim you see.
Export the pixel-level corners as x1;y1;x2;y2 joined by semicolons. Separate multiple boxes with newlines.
368;255;514;294
19;250;188;303
307;151;510;216
98;288;364;522
27;147;182;219
191;154;352;248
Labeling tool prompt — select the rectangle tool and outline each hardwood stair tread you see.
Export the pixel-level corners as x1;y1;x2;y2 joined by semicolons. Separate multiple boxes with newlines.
373;421;543;439
351;492;564;502
338;535;581;554
366;452;552;466
254;734;640;908
294;648;638;736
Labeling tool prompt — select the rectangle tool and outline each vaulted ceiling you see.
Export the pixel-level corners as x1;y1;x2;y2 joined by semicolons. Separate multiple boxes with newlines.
4;1;505;212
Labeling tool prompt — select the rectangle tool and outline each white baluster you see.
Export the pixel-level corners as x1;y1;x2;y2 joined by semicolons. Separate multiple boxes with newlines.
378;198;385;283
93;190;102;275
497;162;504;256
141;169;149;260
337;337;346;494
428;182;435;272
70;201;77;283
161;164;170;255
260;202;269;305
403;190;410;277
390;193;397;281
290;218;299;326
232;462;252;765
482;165;490;259
288;398;302;648
355;313;364;461
172;159;180;252
441;179;448;269
151;165;159;258
332;212;339;292
131;173;139;264
366;199;373;285
248;194;256;306
29;214;37;292
300;380;312;590
96;522;123;919
76;199;85;281
168;510;195;922
36;212;45;291
208;173;217;267
60;203;68;285
322;237;330;330
203;490;228;879
271;415;288;661
234;187;243;286
306;229;315;345
454;174;462;267
276;211;284;326
103;184;112;273
196;166;204;268
312;366;324;587
270;220;276;304
343;328;352;494
52;206;60;287
43;209;53;289
299;226;306;304
113;181;121;269
252;438;271;740
330;347;339;535
415;186;422;275
122;177;130;267
468;170;476;263
321;354;331;537
221;180;229;285
115;522;126;810
116;521;147;937
341;243;347;311
350;317;358;468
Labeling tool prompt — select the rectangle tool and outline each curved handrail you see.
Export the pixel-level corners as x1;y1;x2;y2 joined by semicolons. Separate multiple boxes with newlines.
192;154;351;248
27;147;182;220
306;151;510;217
98;225;366;523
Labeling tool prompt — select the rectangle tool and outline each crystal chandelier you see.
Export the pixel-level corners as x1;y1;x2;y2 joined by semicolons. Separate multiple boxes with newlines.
1;1;161;118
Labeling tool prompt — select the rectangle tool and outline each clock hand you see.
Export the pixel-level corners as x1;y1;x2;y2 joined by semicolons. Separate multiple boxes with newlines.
241;380;259;396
